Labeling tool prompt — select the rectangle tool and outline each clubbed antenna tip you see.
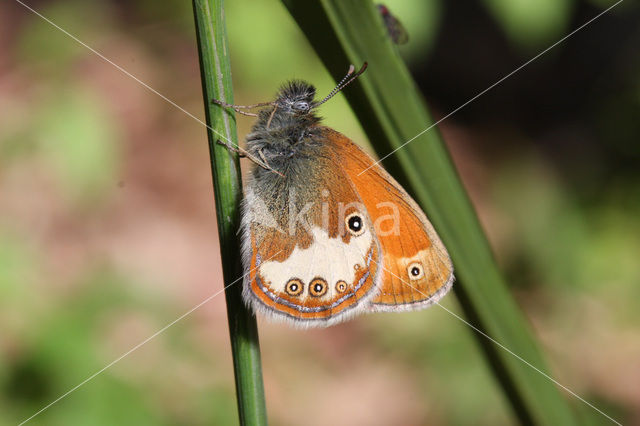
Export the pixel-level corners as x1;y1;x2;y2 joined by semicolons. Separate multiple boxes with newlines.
314;62;368;107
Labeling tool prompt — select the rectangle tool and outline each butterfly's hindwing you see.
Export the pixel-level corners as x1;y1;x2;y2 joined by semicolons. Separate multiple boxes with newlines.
241;152;382;327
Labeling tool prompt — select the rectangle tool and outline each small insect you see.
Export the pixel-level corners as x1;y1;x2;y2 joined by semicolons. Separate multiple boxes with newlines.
378;4;409;45
213;64;452;327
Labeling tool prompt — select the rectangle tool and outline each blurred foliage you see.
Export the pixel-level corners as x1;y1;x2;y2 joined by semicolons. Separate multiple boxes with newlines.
16;0;107;73
36;90;120;204
1;0;638;424
0;262;237;425
494;154;640;321
481;0;574;49
368;307;514;425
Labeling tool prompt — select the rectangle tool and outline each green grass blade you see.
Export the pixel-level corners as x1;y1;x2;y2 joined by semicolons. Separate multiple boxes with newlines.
282;1;582;424
191;0;267;424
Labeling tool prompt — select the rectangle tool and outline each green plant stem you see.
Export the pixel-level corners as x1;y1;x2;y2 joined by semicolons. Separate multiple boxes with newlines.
282;1;581;425
192;0;267;424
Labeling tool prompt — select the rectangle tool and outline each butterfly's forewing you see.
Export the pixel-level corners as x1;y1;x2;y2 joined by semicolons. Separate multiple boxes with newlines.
241;153;382;326
324;128;453;311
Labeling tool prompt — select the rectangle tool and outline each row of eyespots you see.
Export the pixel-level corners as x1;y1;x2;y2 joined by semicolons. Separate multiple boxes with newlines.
284;278;349;297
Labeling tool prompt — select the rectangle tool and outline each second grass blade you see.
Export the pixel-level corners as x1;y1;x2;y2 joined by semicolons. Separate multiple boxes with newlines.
282;1;582;424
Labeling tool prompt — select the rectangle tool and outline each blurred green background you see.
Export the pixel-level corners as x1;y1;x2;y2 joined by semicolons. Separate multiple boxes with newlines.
1;0;638;424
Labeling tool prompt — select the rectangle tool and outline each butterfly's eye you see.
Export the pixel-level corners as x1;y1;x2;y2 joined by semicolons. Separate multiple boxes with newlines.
292;101;310;112
335;280;348;293
309;278;328;297
407;262;424;280
285;278;304;296
345;212;365;236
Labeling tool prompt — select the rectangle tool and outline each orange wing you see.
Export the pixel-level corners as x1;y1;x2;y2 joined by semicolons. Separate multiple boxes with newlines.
240;153;382;326
324;128;454;311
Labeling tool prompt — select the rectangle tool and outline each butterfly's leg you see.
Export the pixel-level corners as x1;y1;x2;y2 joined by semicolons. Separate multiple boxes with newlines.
212;99;274;109
258;148;285;177
211;99;274;117
266;105;278;129
212;101;257;117
216;139;247;157
215;140;284;178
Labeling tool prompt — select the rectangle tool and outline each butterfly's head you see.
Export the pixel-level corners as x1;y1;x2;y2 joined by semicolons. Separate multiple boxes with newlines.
274;81;318;116
245;64;368;167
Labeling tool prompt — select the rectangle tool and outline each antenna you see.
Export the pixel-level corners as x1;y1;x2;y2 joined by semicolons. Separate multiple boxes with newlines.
314;62;368;107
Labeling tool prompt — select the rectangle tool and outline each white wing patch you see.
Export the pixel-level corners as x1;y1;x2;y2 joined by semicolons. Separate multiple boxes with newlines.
259;226;373;301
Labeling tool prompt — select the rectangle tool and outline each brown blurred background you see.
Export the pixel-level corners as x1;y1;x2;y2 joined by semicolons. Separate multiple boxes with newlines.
1;0;639;425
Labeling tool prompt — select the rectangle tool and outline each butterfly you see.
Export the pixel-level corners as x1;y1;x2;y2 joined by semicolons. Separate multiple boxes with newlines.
213;64;453;327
